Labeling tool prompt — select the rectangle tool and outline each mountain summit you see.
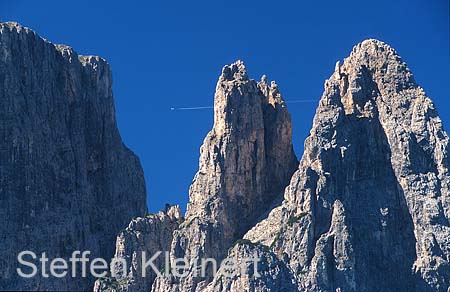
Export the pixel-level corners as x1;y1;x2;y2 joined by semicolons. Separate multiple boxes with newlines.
98;40;450;292
1;22;448;292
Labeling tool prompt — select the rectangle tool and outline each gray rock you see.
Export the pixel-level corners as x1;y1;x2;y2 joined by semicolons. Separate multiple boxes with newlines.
122;40;450;292
151;61;298;292
94;205;182;292
204;242;298;292
4;21;448;292
0;22;146;291
244;39;450;291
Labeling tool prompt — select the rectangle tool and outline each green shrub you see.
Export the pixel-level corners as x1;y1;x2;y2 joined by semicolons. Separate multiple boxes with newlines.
287;212;308;227
270;230;282;248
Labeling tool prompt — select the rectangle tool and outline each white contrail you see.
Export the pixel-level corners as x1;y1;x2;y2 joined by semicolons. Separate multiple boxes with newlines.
170;99;317;111
171;106;214;111
286;99;318;103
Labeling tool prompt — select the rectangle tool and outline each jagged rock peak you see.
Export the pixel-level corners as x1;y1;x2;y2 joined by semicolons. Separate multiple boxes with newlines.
332;39;413;78
345;38;407;67
1;21;107;67
353;38;399;54
151;62;298;292
221;39;450;291
329;38;416;99
0;21;32;33
217;60;285;105
188;60;298;223
219;60;248;82
127;205;182;230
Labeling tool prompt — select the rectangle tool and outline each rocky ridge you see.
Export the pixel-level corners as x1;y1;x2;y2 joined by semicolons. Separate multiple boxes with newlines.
153;61;299;292
97;61;299;292
1;21;448;292
97;40;450;292
241;39;450;291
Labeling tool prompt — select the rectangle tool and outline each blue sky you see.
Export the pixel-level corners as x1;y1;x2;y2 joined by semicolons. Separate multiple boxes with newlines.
2;0;449;213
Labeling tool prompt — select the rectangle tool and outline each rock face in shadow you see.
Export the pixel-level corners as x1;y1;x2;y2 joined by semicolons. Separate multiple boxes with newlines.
0;22;146;291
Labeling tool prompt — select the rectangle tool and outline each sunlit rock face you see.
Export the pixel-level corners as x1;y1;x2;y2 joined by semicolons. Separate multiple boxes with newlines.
243;39;450;292
94;205;182;292
3;20;448;292
152;60;299;292
94;61;298;292
98;40;450;292
0;22;146;291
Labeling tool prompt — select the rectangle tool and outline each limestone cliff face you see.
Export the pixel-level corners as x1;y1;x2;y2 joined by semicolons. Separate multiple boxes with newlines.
94;205;182;292
5;21;447;292
185;61;298;235
100;61;298;292
152;61;299;291
0;22;146;291
204;243;297;292
240;39;450;291
95;40;450;292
